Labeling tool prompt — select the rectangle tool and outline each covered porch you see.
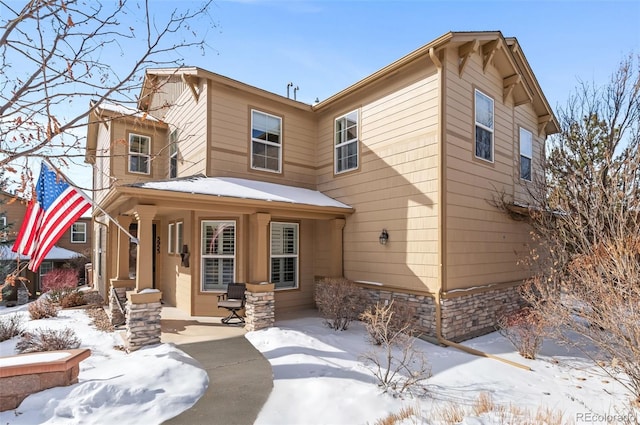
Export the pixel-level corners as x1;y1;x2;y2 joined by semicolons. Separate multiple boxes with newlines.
94;175;353;327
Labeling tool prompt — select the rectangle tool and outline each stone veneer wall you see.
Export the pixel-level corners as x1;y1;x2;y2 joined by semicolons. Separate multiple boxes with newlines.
440;285;526;342
125;301;162;351
360;287;437;339
244;291;275;331
358;284;525;342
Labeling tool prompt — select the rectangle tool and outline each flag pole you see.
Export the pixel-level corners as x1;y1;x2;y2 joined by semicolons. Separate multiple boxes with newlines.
43;159;139;244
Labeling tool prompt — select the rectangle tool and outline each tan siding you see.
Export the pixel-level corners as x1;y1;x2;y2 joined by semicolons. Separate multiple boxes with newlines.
208;81;317;188
443;47;537;290
317;65;441;293
164;79;208;177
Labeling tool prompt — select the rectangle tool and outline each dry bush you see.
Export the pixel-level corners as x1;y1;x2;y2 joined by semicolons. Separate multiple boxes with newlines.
437;402;466;424
472;392;495;416
16;328;81;353
497;307;546;359
82;291;105;307
59;290;86;308
315;277;370;331
362;299;415;345
85;307;114;332
373;405;420;425
360;300;431;396
42;268;78;293
0;313;24;342
28;299;59;320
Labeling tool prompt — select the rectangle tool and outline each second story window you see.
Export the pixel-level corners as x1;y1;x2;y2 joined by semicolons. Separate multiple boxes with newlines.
169;129;178;178
71;222;87;243
335;110;359;174
129;133;151;174
474;89;494;162
251;110;282;173
520;127;533;181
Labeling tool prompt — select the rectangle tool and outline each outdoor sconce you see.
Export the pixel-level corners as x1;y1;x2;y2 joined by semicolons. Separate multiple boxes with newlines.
180;245;190;268
379;229;389;245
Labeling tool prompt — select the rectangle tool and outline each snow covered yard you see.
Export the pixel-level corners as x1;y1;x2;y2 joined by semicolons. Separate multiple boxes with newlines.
247;314;637;425
1;303;637;424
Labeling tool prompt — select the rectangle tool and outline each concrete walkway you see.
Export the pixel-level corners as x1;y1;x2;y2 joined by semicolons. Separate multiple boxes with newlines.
160;308;273;425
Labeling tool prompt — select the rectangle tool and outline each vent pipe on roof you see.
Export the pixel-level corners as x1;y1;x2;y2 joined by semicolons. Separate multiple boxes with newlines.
294;86;299;101
286;82;293;98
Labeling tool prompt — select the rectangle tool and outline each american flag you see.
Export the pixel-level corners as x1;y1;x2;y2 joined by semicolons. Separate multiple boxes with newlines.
12;163;91;271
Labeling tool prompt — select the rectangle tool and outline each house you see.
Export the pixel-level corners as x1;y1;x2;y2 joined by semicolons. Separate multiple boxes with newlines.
0;191;92;296
85;31;558;341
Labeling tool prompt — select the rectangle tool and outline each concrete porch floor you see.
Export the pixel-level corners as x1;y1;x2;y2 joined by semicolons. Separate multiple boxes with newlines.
160;306;246;345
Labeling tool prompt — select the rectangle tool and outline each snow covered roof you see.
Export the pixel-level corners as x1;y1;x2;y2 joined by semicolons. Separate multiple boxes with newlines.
98;101;160;122
128;176;352;210
0;245;85;262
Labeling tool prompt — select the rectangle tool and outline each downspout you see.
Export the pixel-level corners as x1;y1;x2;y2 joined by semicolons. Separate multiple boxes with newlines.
428;47;530;372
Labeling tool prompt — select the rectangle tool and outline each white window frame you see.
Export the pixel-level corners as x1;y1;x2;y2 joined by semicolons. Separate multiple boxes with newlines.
39;261;54;277
0;216;6;242
474;89;494;163
176;221;184;254
168;223;175;254
201;220;236;292
71;222;86;243
169;129;178;178
128;133;151;174
250;110;282;173
334;109;359;174
519;127;533;181
270;222;299;290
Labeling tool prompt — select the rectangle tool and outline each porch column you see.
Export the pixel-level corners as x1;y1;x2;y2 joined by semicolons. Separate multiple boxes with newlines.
133;205;157;291
116;215;132;280
329;218;346;277
249;212;271;283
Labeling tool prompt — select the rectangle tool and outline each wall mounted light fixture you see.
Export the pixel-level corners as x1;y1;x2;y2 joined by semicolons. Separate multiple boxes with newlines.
379;229;389;245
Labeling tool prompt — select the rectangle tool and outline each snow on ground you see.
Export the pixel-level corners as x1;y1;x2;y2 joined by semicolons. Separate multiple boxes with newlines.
0;304;637;424
0;304;208;425
247;314;636;425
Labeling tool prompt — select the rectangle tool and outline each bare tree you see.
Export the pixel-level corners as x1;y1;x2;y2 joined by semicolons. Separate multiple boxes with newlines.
514;54;640;405
0;0;214;192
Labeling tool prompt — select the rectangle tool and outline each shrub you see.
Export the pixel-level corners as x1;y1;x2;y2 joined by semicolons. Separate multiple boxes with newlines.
315;277;370;331
59;290;86;308
41;268;78;293
497;307;546;360
16;328;81;353
28;298;59;320
0;313;24;342
360;300;431;396
362;299;416;345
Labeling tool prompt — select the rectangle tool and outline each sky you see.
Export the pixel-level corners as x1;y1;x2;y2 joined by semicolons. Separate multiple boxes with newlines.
3;0;640;192
1;302;634;424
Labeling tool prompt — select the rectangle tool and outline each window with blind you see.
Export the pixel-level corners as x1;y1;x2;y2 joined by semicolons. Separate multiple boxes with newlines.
168;223;175;254
201;221;235;291
334;110;359;173
270;222;298;290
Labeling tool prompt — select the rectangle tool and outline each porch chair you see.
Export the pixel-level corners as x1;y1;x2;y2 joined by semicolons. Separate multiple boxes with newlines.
217;283;247;325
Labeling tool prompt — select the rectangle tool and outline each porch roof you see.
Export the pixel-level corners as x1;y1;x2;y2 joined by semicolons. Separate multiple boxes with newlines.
127;176;353;210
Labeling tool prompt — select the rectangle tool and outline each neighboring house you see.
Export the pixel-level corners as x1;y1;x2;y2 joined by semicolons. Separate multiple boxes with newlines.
85;31;558;341
0;191;91;295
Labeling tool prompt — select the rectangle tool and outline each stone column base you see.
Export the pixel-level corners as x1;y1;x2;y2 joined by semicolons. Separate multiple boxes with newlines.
244;283;275;332
125;290;162;351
